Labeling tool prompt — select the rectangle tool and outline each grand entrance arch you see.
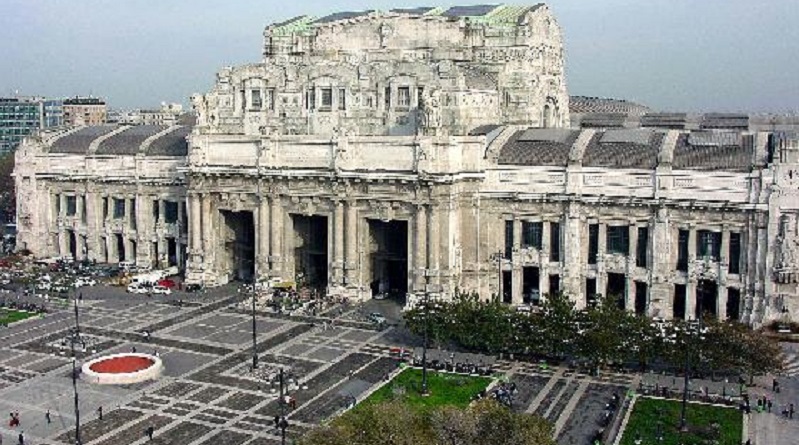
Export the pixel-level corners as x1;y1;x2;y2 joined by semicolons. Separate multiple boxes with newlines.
366;219;409;301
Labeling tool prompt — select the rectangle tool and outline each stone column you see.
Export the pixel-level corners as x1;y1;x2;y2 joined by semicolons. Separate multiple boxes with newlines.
258;196;271;278
686;228;697;320
344;200;357;285
650;208;673;318
270;196;283;274
333;200;345;285
719;227;730;320
540;221;550;296
512;219;523;305
414;205;427;292
190;193;201;253
85;191;97;261
597;223;607;299
626;224;638;311
427;204;440;289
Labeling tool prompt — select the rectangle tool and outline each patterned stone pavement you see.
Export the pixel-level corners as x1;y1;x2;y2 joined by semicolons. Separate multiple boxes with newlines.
0;285;767;445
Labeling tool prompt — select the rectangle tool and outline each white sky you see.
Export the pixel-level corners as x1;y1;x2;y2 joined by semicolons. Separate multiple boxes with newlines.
2;0;797;112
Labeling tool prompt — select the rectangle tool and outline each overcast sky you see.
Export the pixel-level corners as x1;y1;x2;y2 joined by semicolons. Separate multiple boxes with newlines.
2;0;797;112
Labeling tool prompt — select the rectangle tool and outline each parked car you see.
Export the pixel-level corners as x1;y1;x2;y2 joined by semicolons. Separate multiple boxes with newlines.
74;277;97;288
157;279;176;289
369;312;387;325
152;285;171;295
127;284;148;294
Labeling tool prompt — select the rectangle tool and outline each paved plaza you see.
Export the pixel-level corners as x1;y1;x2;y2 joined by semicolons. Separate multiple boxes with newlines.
0;287;797;445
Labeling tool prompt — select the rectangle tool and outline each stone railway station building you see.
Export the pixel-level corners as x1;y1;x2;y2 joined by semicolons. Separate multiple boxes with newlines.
13;4;799;326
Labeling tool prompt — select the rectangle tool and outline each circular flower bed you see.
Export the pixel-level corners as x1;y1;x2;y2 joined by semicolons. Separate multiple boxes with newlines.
82;353;163;385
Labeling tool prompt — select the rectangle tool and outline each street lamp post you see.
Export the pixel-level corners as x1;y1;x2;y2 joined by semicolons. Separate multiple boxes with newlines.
251;278;258;371
421;294;429;396
70;295;85;445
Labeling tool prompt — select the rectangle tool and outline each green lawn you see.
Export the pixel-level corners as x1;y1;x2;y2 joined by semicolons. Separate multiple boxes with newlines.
358;367;493;412
0;308;39;325
620;397;742;445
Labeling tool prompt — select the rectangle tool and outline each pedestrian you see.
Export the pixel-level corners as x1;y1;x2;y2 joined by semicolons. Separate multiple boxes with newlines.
97;406;103;420
768;399;773;413
745;439;751;445
273;415;280;432
773;378;778;392
45;409;50;424
790;403;795;419
16;432;22;445
131;346;137;353
146;426;154;441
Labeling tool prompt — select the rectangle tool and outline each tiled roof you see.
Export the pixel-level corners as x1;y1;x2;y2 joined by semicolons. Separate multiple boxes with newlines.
570;96;650;116
641;113;688;129
497;129;579;166
49;125;117;154
583;130;663;169
96;125;166;155
146;126;191;156
442;4;499;17
469;124;502;136
314;10;374;24
579;113;627;128
700;113;749;130
673;132;753;172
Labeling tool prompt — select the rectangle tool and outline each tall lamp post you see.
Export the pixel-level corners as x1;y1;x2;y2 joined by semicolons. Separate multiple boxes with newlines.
421;292;430;396
70;294;86;445
678;316;705;432
251;276;258;370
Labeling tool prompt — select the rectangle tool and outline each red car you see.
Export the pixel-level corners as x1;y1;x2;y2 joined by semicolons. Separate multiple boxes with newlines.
157;279;177;289
0;260;10;268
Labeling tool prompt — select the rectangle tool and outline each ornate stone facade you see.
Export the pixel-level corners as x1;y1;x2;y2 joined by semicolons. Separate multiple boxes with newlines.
14;5;799;327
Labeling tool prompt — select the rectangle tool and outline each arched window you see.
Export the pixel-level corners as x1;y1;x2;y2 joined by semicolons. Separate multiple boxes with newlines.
542;104;552;128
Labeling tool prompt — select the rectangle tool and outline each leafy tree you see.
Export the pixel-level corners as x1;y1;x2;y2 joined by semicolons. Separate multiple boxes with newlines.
576;294;631;370
299;400;556;445
537;292;579;359
0;152;14;223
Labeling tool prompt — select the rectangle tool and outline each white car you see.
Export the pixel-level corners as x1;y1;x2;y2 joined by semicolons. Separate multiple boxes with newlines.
127;284;148;294
74;277;97;288
152;285;171;295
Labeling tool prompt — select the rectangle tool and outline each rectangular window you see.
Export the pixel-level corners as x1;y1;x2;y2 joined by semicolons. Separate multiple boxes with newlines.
549;275;560;296
308;88;315;110
504;220;514;259
113;198;125;219
677;229;689;271
320;88;332;108
398;86;411;108
586;278;598;307
588;224;599;265
729;232;741;274
606;225;630;256
674;284;687;319
697;230;721;261
102;197;108;220
66;196;77;216
338;88;346;110
267;88;275;110
385;86;391;109
636;227;649;268
165;201;179;224
417;86;424;106
522;221;543;250
240;90;246;111
55;194;61;216
250;89;262;109
550;221;561;262
80;196;87;223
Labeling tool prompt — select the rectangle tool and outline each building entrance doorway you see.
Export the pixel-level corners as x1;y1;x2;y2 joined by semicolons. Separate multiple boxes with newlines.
115;234;125;262
367;220;408;301
607;273;626;309
696;279;717;319
292;215;328;291
220;210;255;282
522;267;540;305
727;288;741;321
67;230;77;260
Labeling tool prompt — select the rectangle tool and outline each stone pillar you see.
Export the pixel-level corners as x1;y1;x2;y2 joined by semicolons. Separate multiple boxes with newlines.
270;196;283;274
427;204;440;289
258;196;270;277
540;221;550;296
201;193;212;255
344;200;357;285
650;208;673;319
563;206;584;307
333;200;345;286
719;227;730;320
414;205;427;292
511;219;523;305
85;191;97;261
124;197;132;230
190;193;201;253
686;228;697;320
626;224;638;311
597;223;607;299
